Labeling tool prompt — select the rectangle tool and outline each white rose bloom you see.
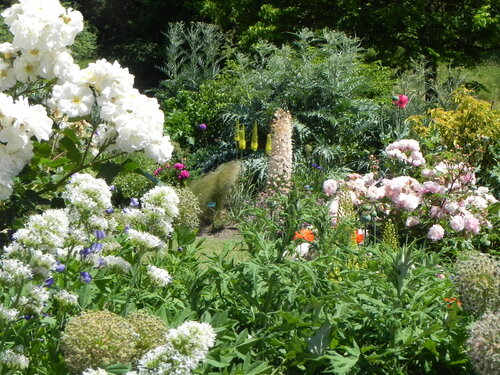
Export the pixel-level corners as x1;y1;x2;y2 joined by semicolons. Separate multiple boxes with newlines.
12;53;40;82
53;50;81;81
0;42;19;58
82;59;134;93
52;81;95;117
144;136;174;163
0;60;16;90
58;8;84;46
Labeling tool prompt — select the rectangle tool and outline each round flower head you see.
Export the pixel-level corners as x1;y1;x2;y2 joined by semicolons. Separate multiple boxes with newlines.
141;186;180;220
61;310;139;374
392;94;409;108
427;224;445;242
467;311;500;375
323;179;338;196
199;123;207;130
177;170;190;180
128;310;168;356
63;173;112;216
147;265;172;287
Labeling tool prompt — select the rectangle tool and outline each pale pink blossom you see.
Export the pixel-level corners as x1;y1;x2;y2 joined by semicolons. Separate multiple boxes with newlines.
450;215;465;232
323;179;338;196
405;216;420;227
427;224;445;242
464;213;480;234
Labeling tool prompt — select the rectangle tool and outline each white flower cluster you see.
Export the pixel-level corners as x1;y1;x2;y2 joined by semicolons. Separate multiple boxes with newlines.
63;173;112;220
0;0;173;201
0;305;19;322
147;265;173;287
0;92;52;199
124;186;180;243
0;349;29;370
137;321;216;375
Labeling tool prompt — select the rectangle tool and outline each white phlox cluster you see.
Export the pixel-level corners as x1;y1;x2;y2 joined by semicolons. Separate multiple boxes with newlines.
0;0;174;201
137;321;216;375
146;265;173;287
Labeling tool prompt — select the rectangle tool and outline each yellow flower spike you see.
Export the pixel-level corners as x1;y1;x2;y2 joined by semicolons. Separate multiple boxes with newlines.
265;133;272;156
251;121;258;151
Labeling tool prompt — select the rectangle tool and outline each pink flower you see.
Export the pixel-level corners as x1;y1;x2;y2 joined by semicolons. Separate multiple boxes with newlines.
392;94;409;108
153;167;163;176
464;213;480;234
427;224;445;241
450;215;465;232
323;179;338;196
405;216;420;227
436;273;445;279
177;170;190;179
173;163;185;170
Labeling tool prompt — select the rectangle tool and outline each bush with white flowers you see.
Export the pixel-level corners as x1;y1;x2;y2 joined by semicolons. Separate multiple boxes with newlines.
0;0;173;202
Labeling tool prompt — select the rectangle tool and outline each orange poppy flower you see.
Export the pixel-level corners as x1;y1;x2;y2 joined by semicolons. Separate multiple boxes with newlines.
352;229;364;244
293;229;315;242
444;297;462;308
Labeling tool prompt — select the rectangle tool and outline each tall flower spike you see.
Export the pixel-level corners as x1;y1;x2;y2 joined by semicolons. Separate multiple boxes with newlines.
265;133;272;156
266;109;293;195
238;123;246;150
251;121;259;151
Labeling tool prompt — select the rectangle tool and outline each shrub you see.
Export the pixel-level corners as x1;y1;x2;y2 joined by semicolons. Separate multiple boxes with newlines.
454;251;500;317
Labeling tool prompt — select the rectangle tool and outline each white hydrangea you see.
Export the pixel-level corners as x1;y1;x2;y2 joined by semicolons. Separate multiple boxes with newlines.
0;349;29;370
147;265;172;287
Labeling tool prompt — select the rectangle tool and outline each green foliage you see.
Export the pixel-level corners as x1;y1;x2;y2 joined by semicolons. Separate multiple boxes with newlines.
189;160;242;221
111;153;158;205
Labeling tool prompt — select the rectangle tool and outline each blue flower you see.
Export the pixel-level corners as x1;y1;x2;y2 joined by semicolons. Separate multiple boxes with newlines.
105;207;114;214
80;272;92;283
43;278;54;288
54;262;66;273
130;198;140;207
90;242;103;253
79;247;91;257
94;230;106;240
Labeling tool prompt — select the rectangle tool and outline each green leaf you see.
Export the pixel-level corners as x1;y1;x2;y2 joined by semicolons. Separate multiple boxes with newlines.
59;136;81;163
96;162;122;184
308;322;331;356
106;364;132;374
328;341;360;374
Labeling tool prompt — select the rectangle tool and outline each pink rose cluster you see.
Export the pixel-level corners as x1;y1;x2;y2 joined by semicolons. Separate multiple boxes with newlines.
385;139;426;167
153;162;190;182
325;139;497;241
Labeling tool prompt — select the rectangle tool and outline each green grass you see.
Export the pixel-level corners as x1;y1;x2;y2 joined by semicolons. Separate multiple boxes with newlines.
196;237;249;264
466;59;500;108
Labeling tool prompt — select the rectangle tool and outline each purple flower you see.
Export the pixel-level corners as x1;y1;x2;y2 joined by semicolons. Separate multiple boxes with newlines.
43;278;54;288
105;207;114;214
90;242;103;253
173;163;185;170
124;224;131;233
123;207;130;214
130;198;140;207
94;230;106;240
109;185;116;192
54;262;66;273
79;247;91;257
199;123;207;131
178;170;190;180
80;272;92;283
